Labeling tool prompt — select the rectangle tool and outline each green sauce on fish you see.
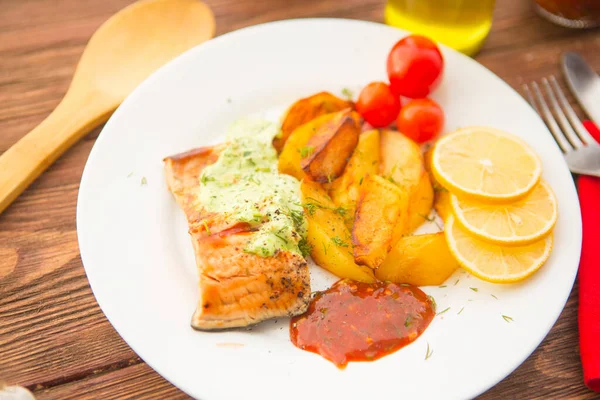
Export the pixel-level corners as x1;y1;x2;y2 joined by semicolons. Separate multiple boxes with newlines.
199;118;307;258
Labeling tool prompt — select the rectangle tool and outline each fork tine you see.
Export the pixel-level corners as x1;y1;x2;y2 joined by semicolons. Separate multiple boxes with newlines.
523;84;541;115
542;77;584;148
530;81;572;153
548;75;597;145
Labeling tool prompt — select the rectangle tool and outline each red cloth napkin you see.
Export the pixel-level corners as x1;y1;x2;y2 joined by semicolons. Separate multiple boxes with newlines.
583;120;600;141
578;120;600;392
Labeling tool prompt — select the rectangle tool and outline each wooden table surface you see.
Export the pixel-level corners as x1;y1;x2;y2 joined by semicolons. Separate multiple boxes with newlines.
1;0;599;399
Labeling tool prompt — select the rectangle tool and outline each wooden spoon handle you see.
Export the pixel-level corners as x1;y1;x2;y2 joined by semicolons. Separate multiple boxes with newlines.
0;91;116;214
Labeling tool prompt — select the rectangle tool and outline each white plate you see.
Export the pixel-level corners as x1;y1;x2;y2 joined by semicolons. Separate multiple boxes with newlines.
77;19;582;400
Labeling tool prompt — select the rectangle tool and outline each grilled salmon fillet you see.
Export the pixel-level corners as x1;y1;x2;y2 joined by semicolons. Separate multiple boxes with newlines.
164;146;311;330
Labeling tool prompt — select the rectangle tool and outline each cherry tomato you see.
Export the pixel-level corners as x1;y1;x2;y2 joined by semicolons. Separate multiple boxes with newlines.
387;35;444;99
356;82;401;128
396;98;444;143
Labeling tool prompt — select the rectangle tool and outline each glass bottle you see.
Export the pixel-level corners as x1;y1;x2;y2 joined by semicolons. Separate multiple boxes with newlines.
385;0;496;56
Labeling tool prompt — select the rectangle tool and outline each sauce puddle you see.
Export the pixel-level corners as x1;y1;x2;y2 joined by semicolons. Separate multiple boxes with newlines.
290;279;435;368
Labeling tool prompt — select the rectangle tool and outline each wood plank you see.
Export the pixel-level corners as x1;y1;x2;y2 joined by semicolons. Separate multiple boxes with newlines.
481;281;597;399
0;249;138;387
1;0;599;398
33;363;189;400
24;282;598;400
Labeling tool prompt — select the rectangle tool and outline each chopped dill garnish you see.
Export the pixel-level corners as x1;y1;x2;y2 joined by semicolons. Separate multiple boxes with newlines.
425;343;433;360
386;164;399;184
287;207;305;229
331;236;349;247
322;242;328;255
404;314;412;328
201;220;211;236
304;197;322;205
127;172;133;178
200;174;215;184
303;202;318;216
433;185;448;193
469;287;479;292
247;174;261;185
457;307;464;315
341;87;354;100
427;295;437;312
502;315;514;323
298;238;312;258
437;307;450;316
141;177;147;185
273;232;289;244
334;206;347;216
302;198;346;217
454;279;460;286
491;294;498;300
359;176;364;185
299;146;315;158
419;213;436;223
327;174;333;183
439;285;447;288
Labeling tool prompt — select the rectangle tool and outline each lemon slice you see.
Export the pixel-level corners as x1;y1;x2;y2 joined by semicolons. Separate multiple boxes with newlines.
450;180;558;246
431;127;542;202
445;214;553;283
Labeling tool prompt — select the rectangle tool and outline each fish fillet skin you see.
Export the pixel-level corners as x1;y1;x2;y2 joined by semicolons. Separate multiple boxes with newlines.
164;146;311;330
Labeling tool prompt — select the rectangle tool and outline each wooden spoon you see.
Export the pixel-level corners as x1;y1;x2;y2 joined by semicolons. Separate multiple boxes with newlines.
0;0;215;214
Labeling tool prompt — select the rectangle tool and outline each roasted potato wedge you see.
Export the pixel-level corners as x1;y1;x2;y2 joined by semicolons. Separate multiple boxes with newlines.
352;175;409;269
278;112;339;181
380;130;424;191
275;92;354;152
404;171;434;233
423;144;434;173
424;146;451;221
329;129;380;229
301;110;361;183
380;130;434;237
301;180;375;283
433;186;451;221
375;232;459;286
390;170;435;246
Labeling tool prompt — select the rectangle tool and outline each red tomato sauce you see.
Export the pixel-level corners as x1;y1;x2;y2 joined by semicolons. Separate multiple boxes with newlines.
290;279;435;368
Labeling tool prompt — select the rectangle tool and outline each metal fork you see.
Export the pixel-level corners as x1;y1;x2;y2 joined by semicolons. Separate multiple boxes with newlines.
526;74;600;394
523;76;600;177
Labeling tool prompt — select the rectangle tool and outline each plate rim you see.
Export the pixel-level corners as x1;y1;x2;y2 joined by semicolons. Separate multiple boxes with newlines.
77;17;583;400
